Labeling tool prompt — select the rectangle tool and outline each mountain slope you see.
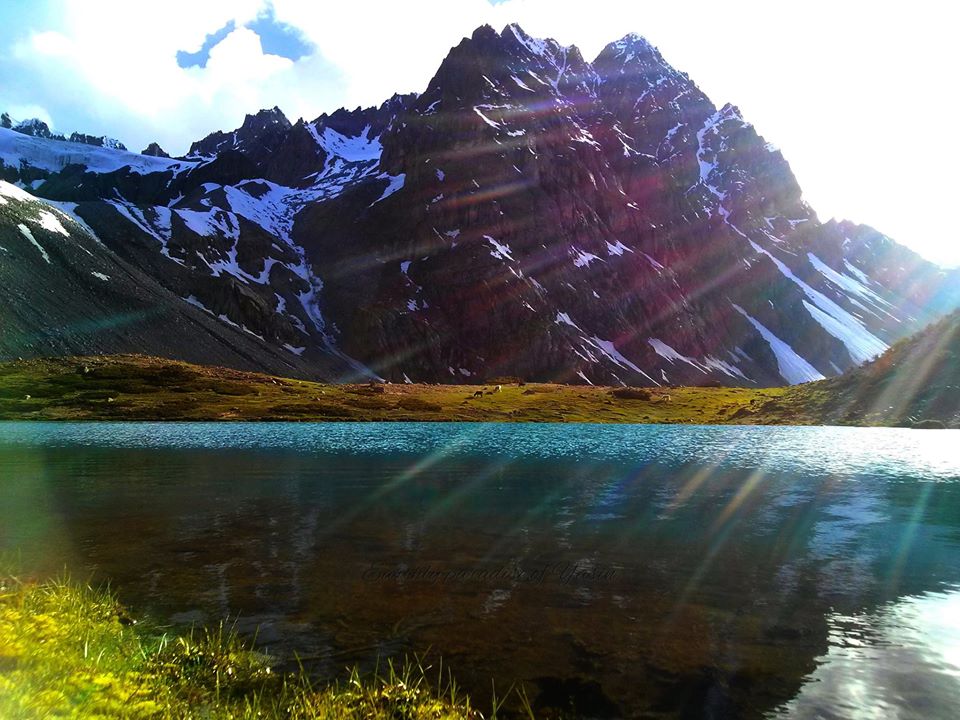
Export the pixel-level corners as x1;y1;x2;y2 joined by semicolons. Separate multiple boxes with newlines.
1;25;957;386
752;309;960;428
0;181;355;379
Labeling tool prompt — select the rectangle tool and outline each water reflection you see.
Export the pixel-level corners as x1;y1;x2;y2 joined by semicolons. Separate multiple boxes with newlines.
1;422;959;718
776;588;960;719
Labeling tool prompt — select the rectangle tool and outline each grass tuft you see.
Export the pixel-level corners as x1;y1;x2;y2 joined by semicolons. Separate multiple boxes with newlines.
0;572;509;719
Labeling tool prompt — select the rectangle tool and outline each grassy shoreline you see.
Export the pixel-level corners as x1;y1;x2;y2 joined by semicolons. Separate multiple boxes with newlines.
0;354;817;426
0;572;518;719
0;352;953;427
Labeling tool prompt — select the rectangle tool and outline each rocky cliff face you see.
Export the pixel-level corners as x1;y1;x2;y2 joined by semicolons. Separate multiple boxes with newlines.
1;24;957;384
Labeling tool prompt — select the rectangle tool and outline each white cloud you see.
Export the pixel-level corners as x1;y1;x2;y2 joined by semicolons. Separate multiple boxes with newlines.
187;28;294;113
6;104;55;129
25;30;73;57
1;0;957;265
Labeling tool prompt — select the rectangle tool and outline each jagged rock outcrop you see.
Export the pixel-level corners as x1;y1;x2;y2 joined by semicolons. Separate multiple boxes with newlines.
68;132;127;150
141;142;170;158
188;107;292;165
13;117;58;139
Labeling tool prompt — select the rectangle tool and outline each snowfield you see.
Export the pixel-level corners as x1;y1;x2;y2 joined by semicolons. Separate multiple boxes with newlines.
0;127;195;176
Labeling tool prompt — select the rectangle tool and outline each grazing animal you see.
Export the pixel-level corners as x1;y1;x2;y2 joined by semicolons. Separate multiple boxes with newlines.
494;385;502;393
473;390;484;398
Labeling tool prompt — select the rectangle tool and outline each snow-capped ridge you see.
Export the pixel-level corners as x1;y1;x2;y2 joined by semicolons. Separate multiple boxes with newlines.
3;113;130;151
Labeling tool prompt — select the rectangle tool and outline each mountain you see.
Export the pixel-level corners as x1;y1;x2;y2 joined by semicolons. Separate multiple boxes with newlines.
1;24;958;385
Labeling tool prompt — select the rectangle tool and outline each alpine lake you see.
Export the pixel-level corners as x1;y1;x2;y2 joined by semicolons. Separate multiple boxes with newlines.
2;421;959;718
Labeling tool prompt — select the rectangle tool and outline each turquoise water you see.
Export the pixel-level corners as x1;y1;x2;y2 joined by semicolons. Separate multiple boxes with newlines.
2;422;960;718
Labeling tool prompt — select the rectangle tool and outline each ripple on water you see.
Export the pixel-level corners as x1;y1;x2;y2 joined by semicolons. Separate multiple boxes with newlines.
0;422;958;482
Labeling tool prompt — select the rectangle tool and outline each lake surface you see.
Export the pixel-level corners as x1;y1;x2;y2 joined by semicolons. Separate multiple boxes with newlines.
2;422;960;718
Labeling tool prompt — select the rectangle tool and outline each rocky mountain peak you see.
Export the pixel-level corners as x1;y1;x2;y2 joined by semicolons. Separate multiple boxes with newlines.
607;32;660;58
1;113;134;150
141;142;170;158
14;117;55;139
470;24;498;43
717;102;744;121
315;93;417;140
501;23;553;53
188;106;292;162
239;106;291;134
593;32;672;80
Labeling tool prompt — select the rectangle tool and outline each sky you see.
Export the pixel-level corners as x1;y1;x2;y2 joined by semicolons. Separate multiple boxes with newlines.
0;0;956;266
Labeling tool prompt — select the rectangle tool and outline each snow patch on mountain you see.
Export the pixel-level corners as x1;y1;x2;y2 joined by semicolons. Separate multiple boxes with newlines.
555;311;581;330
223;182;293;242
647;339;752;382
572;247;602;267
370;173;405;206
585;336;660;386
748;239;888;363
36;210;69;237
606;239;633;256
692;110;725;199
0;180;37;204
648;338;707;373
183;295;265;341
176;208;240;241
310;124;383;163
801;300;888;365
485;235;514;260
842;259;871;285
642;253;665;271
807;252;894;310
474;106;503;130
702;356;752;382
18;224;50;263
733;304;824;384
511;75;535;92
507;24;554;64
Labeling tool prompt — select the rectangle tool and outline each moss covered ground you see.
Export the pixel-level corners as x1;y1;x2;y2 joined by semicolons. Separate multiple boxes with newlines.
0;354;795;424
1;333;956;427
